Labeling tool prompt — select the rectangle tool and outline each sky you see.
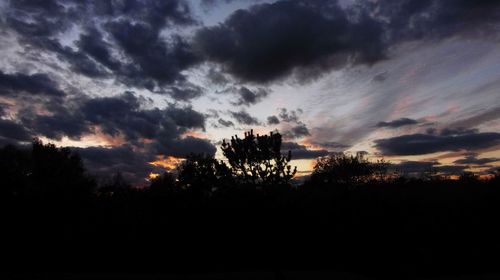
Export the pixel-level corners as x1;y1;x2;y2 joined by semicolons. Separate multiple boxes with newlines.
0;0;499;184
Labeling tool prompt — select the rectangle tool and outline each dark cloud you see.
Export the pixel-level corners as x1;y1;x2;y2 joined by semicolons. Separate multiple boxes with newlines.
229;110;260;125
76;27;122;72
281;142;329;160
194;0;385;83
390;160;437;174
278;108;301;123
165;106;206;130
267;116;280;125
218;118;234;127
284;123;310;139
157;136;217;158
232;87;269;106
372;71;388;82
0;71;65;97
375;131;500;155
106;20;200;87
2;0;200;93
374;0;500;41
434;165;470;174
447;107;500;129
440;127;479;136
389;160;469;176
0;119;32;144
206;68;229;85
164;84;205;101
92;0;195;28
40;38;109;78
310;141;349;151
27;112;90;141
195;0;500;83
454;154;500;165
74;144;155;185
376;118;419;128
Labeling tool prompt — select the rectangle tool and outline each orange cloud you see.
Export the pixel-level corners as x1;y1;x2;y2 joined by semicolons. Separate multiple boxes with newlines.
147;172;160;181
148;155;183;170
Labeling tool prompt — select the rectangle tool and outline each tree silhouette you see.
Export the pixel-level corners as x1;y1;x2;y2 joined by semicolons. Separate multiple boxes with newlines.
98;171;132;196
149;172;177;196
311;152;384;185
177;153;232;194
221;130;296;186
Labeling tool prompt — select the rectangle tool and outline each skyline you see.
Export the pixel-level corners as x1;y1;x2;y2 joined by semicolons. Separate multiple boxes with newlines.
1;0;499;184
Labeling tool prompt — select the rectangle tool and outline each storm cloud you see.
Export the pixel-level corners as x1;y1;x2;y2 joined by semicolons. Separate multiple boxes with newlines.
0;71;65;97
282;142;329;160
376;118;420;128
194;0;385;83
375;131;500;155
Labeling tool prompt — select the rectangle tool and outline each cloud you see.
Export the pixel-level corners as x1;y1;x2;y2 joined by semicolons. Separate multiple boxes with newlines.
376;118;420;128
447;107;500;129
229;110;260;125
0;71;65;97
2;0;200;93
157;136;217;158
165;106;206;130
278;108;302;123
0;119;32;144
232;87;269;106
454;154;500;165
389;160;469;175
194;0;385;83
164;84;205;101
374;0;500;41
310;141;349;151
372;71;388;82
74;144;155;185
206;68;229;85
390;160;437;174
282;142;329;160
284;123;310;139
76;27;122;72
267;116;280;125
375;131;500;155
106;20;200;87
218;118;234;127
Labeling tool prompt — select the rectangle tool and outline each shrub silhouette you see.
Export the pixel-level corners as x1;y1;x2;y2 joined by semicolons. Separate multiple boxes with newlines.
177;153;232;194
221;130;296;186
149;172;177;196
1;139;95;199
98;171;132;196
311;152;386;185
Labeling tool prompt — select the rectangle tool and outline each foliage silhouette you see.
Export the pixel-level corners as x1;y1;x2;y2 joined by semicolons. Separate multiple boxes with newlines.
221;129;297;186
177;153;232;195
310;152;388;185
149;172;177;197
1;139;95;199
2;135;500;278
98;171;132;196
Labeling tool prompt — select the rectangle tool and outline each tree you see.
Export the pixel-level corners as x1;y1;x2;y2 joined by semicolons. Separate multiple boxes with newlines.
98;171;131;196
177;153;232;194
149;172;177;196
311;152;384;185
0;139;95;199
221;130;296;185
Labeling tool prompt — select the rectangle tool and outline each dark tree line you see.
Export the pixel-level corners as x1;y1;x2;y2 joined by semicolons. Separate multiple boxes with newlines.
2;130;500;277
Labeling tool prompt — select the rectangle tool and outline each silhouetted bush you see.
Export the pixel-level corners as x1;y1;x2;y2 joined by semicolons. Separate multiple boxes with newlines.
310;152;387;186
221;130;296;186
1;139;95;199
177;153;232;195
2;135;500;277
